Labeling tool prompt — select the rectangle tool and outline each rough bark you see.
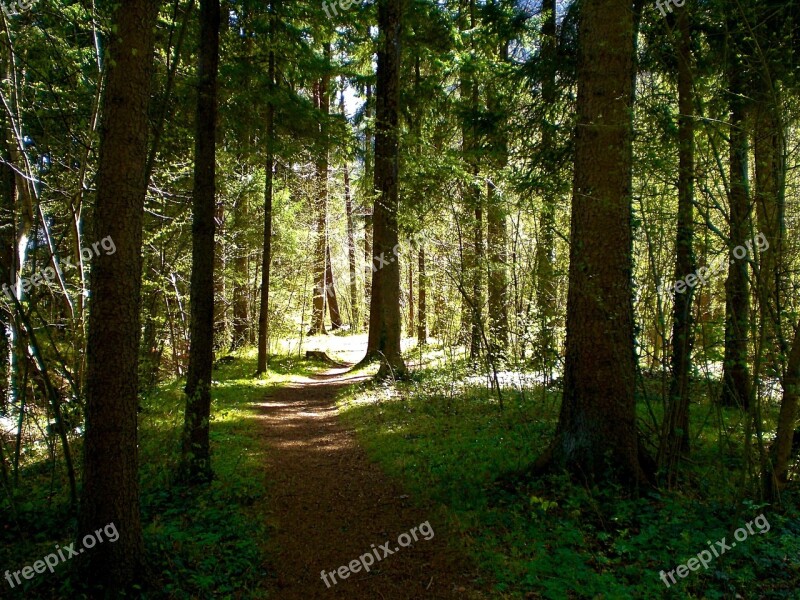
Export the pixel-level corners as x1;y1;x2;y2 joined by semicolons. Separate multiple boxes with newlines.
343;108;358;331
720;26;752;410
363;0;406;378
766;324;800;498
660;9;695;473
417;247;427;345
256;41;275;374
535;0;558;377
213;199;227;350
181;0;221;483
538;0;650;486
309;60;331;336
79;0;157;589
325;243;342;329
753;98;784;377
231;194;249;350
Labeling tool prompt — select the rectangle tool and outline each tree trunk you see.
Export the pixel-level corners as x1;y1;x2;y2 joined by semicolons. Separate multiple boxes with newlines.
363;0;406;378
417;247;427;345
486;43;509;357
753;98;784;377
309;58;331;336
213;199;227;350
363;84;373;332
765;323;800;498
78;0;157;589
660;9;695;473
538;0;650;486
460;0;482;360
231;194;249;350
720;27;752;410
326;243;342;329
256;40;275;374
408;257;414;333
535;0;557;377
341;90;359;331
181;0;221;483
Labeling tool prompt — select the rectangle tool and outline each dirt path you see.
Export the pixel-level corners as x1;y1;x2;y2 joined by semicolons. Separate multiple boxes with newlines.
258;365;486;599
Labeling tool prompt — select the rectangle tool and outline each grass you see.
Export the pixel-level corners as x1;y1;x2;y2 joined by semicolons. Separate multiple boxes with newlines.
0;349;317;599
337;346;800;599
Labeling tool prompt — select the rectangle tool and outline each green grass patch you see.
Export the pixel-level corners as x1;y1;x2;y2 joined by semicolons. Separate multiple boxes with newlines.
338;353;800;599
0;348;320;599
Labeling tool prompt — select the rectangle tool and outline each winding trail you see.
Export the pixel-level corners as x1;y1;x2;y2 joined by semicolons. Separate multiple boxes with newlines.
258;364;485;599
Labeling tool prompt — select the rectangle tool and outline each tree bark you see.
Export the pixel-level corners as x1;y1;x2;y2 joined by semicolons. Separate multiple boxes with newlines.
538;0;650;486
720;24;752;410
326;243;342;329
363;0;406;378
213;199;227;350
417;247;427;345
231;194;249;350
535;0;557;377
79;0;157;589
256;36;276;374
660;9;695;473
766;323;800;498
309;56;331;336
753;97;784;377
181;0;221;483
340;89;359;331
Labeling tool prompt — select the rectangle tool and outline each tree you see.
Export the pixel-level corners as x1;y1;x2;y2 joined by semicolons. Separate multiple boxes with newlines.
659;8;696;474
363;0;406;378
256;17;276;375
720;17;752;410
535;0;558;378
535;0;651;486
181;0;221;483
78;0;158;589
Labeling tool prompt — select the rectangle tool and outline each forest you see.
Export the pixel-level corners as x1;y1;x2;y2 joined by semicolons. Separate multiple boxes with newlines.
0;0;799;597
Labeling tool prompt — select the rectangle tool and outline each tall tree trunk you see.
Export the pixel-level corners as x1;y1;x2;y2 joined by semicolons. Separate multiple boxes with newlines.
487;179;508;354
535;0;558;378
660;9;695;473
363;0;406;378
363;84;373;331
766;323;800;498
181;0;220;483
340;89;359;331
417;247;427;345
213;199;227;350
753;97;784;377
460;0;482;360
537;0;650;486
256;38;275;374
326;243;342;329
78;0;157;589
231;194;249;350
309;55;331;336
408;257;414;333
720;25;752;410
486;44;509;356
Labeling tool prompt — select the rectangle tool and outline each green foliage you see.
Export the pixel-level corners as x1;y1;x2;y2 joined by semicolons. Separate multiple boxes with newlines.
338;352;800;599
0;349;277;598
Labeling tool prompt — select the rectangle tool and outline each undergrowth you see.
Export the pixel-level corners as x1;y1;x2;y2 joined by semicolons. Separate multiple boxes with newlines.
338;348;800;599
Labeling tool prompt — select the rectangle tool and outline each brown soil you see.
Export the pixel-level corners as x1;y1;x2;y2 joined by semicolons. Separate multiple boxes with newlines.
258;365;487;599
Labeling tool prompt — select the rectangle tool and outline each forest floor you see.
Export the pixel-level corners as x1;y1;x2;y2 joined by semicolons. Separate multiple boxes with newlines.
257;360;487;599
